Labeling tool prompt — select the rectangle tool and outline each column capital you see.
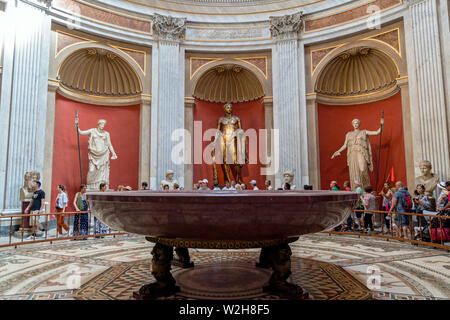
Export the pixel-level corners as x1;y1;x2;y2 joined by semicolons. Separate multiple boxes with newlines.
269;11;304;41
152;13;187;42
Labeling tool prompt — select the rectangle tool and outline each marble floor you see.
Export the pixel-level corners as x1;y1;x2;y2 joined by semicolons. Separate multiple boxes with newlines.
0;233;448;300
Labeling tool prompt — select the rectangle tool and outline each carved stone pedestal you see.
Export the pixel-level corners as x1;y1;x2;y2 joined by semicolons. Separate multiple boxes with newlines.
257;243;309;300
134;236;307;300
174;247;195;268
133;242;180;300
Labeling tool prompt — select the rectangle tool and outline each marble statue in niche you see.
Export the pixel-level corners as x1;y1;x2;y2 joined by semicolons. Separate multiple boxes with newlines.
76;119;118;191
331;118;383;190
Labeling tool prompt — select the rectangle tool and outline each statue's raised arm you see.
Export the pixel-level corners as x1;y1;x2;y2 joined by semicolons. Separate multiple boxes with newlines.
330;118;377;190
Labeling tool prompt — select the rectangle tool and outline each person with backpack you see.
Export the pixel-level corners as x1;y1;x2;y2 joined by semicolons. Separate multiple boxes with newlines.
389;181;412;239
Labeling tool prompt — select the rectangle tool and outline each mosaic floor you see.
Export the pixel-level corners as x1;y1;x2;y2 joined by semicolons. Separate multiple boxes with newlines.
0;233;448;300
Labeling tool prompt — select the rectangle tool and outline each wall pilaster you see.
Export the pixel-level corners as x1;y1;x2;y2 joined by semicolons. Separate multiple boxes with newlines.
0;1;51;213
404;0;450;180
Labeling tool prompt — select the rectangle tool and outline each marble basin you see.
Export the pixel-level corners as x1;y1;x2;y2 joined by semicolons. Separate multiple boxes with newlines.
87;190;358;241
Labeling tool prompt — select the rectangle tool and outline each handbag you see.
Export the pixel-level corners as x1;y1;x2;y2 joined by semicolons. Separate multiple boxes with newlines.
430;227;450;242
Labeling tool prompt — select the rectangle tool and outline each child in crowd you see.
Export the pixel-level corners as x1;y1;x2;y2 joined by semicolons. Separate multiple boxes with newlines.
362;186;377;233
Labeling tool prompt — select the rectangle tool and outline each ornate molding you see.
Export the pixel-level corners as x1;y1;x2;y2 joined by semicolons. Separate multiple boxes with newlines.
145;236;299;249
405;0;425;7
36;0;52;8
269;11;304;40
152;13;187;42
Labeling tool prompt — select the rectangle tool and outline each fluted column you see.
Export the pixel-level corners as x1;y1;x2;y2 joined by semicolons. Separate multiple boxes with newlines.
306;94;320;189
150;14;186;189
139;96;152;187
262;96;275;187
0;1;51;213
184;98;195;190
404;0;450;181
271;12;309;188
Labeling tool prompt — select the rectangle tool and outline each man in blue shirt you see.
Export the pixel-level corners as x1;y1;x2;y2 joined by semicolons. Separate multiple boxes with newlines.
389;181;411;239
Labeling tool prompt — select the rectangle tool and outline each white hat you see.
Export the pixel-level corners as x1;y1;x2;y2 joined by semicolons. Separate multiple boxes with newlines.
202;179;208;184
250;180;256;184
437;181;446;190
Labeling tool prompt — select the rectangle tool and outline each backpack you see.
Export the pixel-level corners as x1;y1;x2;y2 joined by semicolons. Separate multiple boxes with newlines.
402;193;413;212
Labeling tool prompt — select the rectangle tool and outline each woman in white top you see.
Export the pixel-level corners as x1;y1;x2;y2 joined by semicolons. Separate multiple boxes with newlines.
55;185;69;236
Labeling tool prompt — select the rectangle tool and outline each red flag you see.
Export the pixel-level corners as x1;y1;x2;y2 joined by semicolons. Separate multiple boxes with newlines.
390;167;395;183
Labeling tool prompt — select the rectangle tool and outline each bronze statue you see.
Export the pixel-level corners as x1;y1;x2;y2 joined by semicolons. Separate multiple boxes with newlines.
212;103;247;185
331;118;382;190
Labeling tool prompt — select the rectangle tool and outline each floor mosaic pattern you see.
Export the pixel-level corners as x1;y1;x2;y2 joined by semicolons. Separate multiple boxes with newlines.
0;234;448;300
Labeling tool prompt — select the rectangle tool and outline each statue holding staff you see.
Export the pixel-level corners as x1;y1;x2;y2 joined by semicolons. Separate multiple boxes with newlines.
75;118;118;190
331;118;383;190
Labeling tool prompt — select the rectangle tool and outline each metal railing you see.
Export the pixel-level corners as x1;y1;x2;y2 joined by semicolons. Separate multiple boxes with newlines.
325;209;450;251
0;210;128;248
1;208;448;251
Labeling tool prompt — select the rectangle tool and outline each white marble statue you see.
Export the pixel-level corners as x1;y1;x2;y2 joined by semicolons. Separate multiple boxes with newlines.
76;119;118;191
20;171;40;201
415;160;440;198
283;171;296;190
160;170;179;190
331;118;382;190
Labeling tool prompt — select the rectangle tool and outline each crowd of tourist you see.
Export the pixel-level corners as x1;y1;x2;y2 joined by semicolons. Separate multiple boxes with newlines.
331;179;450;242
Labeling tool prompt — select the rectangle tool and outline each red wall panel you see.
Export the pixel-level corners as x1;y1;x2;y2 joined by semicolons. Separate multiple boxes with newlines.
193;99;266;189
52;93;140;210
318;92;406;191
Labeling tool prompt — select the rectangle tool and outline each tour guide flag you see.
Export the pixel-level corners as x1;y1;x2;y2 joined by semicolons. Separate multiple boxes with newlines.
387;167;395;183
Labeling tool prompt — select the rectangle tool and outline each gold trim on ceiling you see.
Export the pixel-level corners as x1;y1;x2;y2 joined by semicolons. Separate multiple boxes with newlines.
310;44;346;76
55;29;97;58
190;57;224;80
234;56;268;79
108;44;147;76
304;0;403;33
122;0;324;15
54;0;152;35
363;28;401;57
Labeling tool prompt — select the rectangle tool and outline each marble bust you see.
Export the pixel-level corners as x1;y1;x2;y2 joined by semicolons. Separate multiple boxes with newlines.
20;171;40;201
160;170;179;190
415;160;439;197
283;171;296;190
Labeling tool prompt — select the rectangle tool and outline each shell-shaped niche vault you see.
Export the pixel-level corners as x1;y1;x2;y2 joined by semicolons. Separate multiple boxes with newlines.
193;64;265;103
315;47;399;97
58;48;142;97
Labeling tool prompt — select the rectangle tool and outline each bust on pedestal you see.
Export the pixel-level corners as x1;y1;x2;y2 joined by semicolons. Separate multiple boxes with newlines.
160;170;179;190
282;171;296;190
415;160;439;210
15;171;40;237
